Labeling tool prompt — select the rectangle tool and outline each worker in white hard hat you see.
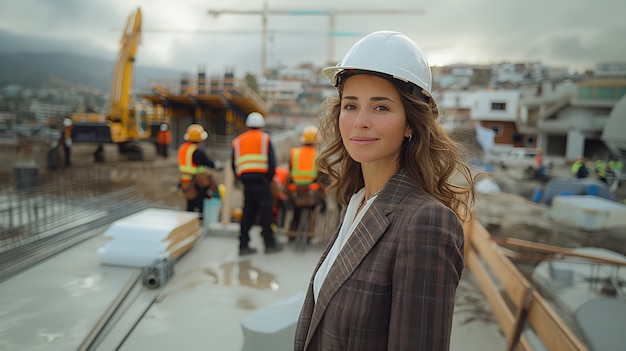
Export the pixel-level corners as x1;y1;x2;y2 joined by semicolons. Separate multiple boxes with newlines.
157;123;171;158
293;31;477;350
59;117;73;167
231;112;282;255
178;124;217;217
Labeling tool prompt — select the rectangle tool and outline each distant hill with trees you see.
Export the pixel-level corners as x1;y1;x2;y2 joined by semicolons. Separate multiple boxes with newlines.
0;52;183;92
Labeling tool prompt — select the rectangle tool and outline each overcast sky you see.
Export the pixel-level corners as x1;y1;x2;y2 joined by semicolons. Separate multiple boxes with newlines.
1;0;624;77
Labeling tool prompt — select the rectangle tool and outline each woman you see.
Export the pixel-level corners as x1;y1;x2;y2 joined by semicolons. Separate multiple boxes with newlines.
294;31;476;350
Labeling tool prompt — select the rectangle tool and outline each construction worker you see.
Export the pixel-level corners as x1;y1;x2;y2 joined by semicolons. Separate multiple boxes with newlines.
608;156;623;175
608;155;623;191
286;126;324;241
231;112;282;255
571;156;589;179
178;124;216;217
157;123;171;158
594;158;608;183
533;147;546;180
59;117;73;167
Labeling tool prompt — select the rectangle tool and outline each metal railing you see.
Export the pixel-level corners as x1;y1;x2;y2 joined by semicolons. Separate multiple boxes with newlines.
0;167;147;253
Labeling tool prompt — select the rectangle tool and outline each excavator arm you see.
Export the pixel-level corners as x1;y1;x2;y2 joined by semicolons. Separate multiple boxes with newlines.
109;7;143;142
70;7;156;161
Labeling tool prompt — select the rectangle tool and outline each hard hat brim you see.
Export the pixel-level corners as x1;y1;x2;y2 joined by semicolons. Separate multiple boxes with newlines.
184;131;208;142
322;65;437;108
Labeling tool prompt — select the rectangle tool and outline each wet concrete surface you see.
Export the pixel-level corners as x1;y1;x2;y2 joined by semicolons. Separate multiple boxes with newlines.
0;219;507;351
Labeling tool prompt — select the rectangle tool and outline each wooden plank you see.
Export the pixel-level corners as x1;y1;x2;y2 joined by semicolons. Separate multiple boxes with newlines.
500;238;626;266
526;291;588;351
464;218;589;351
507;287;533;351
469;224;534;308
466;251;515;339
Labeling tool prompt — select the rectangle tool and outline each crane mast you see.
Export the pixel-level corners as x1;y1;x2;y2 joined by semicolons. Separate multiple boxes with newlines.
208;1;425;75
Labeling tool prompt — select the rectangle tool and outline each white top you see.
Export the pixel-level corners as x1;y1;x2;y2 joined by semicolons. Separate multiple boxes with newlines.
313;188;378;302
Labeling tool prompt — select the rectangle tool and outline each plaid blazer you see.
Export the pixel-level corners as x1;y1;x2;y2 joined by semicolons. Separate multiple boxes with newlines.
294;169;464;351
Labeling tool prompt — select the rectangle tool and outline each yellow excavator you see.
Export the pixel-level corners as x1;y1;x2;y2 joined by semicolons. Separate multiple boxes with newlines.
70;7;160;162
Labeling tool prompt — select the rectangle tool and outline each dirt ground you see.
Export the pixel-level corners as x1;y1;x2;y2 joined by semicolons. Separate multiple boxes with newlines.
3;136;625;260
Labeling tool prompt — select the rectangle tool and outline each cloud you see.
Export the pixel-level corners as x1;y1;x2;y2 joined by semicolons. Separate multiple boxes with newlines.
0;0;625;76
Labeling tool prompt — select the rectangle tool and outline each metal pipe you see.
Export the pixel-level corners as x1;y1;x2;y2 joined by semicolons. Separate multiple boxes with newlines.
76;270;142;351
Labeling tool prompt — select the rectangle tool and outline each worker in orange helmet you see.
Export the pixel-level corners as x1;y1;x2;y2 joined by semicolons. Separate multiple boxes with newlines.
178;124;217;218
231;112;282;255
286;125;325;242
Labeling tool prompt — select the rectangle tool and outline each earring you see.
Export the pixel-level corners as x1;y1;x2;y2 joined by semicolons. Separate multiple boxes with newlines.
404;134;413;142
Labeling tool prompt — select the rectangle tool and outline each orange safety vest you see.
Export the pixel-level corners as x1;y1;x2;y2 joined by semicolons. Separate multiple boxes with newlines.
232;130;270;177
273;167;290;189
157;130;171;145
289;146;317;185
178;142;206;183
64;126;72;141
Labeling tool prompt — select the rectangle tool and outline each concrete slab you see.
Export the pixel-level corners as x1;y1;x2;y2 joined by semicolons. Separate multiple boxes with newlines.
0;234;138;351
1;223;507;351
119;228;322;351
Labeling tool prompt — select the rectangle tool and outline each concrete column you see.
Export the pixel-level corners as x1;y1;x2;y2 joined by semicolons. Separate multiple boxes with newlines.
566;130;586;162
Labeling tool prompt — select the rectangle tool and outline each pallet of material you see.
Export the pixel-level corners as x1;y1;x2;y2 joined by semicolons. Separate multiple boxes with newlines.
96;208;201;268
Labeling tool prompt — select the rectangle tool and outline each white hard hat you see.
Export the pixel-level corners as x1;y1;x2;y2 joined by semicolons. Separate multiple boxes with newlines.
322;31;434;102
63;117;72;127
245;112;265;128
160;123;168;131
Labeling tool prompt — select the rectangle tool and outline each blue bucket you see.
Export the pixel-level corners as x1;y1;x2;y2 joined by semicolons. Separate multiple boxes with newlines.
532;188;543;203
586;184;599;196
203;198;221;225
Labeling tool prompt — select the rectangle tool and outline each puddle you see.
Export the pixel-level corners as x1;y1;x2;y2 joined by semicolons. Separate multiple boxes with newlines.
236;298;257;310
203;259;279;291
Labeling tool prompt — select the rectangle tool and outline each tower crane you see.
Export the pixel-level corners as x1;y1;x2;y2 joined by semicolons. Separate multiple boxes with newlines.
208;0;425;75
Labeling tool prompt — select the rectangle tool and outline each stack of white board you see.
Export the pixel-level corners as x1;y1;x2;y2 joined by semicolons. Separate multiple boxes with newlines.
551;195;626;231
97;208;201;268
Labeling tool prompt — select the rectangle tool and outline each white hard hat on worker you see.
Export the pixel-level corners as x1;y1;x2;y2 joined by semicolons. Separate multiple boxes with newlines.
246;112;266;128
321;30;435;108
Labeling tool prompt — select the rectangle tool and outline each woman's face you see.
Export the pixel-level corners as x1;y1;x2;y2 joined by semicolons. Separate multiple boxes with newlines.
339;74;411;169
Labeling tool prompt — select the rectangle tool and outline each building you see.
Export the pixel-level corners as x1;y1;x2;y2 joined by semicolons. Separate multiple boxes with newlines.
141;71;269;147
471;89;523;146
258;65;333;124
535;77;626;161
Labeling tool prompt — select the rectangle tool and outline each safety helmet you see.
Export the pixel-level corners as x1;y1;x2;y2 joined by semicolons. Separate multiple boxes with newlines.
160;123;168;131
245;112;266;128
322;31;434;102
63;117;73;127
184;124;208;142
300;126;318;144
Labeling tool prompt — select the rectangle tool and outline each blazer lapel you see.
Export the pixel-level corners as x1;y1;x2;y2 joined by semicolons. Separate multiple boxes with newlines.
304;186;395;348
302;170;415;349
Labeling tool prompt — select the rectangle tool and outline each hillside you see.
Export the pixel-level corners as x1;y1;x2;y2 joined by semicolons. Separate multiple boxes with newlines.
0;52;183;92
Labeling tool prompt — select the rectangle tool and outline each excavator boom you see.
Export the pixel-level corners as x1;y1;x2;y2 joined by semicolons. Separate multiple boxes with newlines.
110;7;142;141
70;7;157;161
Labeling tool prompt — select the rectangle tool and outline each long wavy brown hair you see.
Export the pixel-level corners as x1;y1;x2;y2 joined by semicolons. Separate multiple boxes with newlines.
316;76;476;222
